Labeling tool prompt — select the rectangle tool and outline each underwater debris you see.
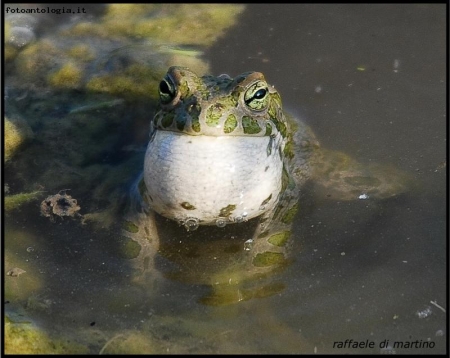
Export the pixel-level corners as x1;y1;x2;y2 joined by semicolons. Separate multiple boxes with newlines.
40;191;81;221
6;268;26;277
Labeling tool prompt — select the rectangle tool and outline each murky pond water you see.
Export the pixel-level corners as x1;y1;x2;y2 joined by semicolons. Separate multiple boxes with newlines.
4;4;446;354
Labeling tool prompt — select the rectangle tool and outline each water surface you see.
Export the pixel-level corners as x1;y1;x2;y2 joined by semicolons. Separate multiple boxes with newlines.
4;4;446;354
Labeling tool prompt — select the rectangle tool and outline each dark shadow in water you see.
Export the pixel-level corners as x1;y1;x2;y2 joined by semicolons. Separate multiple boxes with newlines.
152;213;290;308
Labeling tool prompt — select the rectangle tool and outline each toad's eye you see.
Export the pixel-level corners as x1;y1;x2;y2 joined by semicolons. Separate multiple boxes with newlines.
253;88;267;99
159;76;177;104
244;81;269;110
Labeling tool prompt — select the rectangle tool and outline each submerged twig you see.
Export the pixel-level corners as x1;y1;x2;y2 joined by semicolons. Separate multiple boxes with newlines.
69;99;124;114
99;334;125;355
430;300;446;313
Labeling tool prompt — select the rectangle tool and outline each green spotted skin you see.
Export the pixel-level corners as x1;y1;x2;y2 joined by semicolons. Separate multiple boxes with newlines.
152;67;286;138
122;66;409;304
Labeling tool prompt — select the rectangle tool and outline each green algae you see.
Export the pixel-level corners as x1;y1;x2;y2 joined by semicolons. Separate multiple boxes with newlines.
67;4;245;46
4;44;18;62
5;319;88;354
67;44;95;61
48;62;83;89
10;4;244;102
4;117;33;163
5;191;42;212
4;22;19;61
86;74;159;100
15;40;62;85
4;19;11;40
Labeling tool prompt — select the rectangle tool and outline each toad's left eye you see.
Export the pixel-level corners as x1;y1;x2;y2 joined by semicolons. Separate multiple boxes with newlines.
244;81;269;110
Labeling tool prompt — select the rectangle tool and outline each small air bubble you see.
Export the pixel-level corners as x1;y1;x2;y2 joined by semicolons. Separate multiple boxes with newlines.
244;239;253;251
216;218;227;228
393;59;400;73
184;217;199;231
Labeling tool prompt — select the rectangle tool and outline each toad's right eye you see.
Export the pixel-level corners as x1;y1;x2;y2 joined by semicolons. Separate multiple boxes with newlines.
159;76;177;104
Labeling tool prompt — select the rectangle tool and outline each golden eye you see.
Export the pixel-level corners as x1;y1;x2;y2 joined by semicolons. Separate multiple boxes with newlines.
244;81;269;110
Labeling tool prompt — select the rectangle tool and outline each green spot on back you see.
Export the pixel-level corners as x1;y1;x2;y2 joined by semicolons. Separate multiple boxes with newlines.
122;220;139;233
242;116;262;134
224;114;237;133
265;122;272;136
176;116;186;131
268;231;291;247
258;231;269;238
192;116;201;132
281;203;298;224
179;80;190;98
161;113;174;128
206;104;223;127
276;120;287;138
138;178;146;196
281;165;290;193
118;237;141;259
138;178;151;205
253;252;285;267
283;137;295;160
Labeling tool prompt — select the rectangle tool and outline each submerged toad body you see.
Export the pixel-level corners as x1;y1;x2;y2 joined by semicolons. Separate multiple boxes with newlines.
123;66;408;303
